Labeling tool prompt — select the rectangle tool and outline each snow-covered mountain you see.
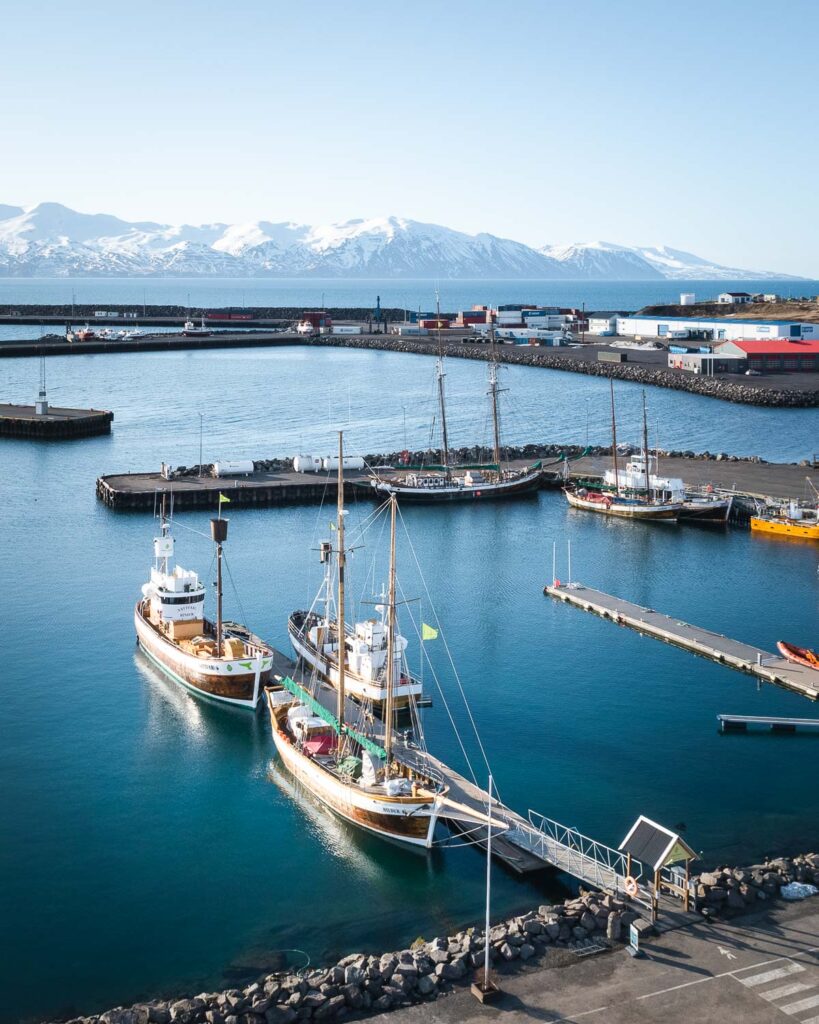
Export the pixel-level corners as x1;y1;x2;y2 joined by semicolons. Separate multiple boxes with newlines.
0;203;800;280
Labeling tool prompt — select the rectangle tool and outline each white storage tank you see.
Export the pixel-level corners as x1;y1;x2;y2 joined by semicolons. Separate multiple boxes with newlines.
213;460;255;477
680;293;695;306
293;454;323;473
321;456;366;471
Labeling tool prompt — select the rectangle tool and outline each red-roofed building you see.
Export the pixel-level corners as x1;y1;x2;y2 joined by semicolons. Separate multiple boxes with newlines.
717;339;819;372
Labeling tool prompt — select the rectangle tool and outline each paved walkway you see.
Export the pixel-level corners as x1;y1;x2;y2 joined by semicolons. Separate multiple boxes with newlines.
373;899;819;1023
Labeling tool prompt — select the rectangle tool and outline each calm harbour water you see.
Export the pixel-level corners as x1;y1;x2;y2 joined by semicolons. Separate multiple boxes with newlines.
1;342;818;1023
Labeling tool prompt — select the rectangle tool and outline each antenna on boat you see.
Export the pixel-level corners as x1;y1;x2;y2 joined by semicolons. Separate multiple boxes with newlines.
336;430;347;733
487;318;506;472
609;380;621;497
384;493;398;764
211;515;229;657
642;391;651;501
435;291;451;480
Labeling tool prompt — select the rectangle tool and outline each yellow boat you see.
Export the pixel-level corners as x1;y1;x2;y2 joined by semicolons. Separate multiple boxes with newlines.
750;504;819;540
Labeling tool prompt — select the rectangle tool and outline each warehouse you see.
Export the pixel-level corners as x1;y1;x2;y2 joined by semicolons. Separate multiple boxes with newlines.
714;339;819;373
616;315;819;342
667;352;748;374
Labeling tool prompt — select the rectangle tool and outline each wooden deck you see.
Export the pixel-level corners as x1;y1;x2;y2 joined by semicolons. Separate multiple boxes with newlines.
544;583;819;701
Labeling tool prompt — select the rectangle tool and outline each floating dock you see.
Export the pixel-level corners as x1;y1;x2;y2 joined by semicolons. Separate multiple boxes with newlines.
0;403;113;439
544;583;819;701
718;714;819;733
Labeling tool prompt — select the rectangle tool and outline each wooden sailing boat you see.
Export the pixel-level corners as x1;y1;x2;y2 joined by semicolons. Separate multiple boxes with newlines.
267;436;448;847
564;383;682;520
288;437;425;709
135;500;274;707
367;307;542;502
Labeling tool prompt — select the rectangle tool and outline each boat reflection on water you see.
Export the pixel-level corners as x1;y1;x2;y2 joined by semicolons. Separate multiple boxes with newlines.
266;757;440;873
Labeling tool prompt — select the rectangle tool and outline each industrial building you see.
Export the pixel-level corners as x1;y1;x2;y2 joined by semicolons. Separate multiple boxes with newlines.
668;352;748;374
616;315;819;342
588;311;626;335
715;339;819;373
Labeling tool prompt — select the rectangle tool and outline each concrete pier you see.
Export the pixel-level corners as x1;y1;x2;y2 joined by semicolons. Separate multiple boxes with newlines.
96;468;371;510
0;403;113;439
544;583;819;701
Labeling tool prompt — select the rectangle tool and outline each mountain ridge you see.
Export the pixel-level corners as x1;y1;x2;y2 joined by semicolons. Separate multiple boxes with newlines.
0;203;803;280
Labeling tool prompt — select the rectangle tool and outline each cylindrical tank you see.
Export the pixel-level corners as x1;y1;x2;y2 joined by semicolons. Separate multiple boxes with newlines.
213;460;255;477
293;455;322;473
680;292;695;306
321;456;365;471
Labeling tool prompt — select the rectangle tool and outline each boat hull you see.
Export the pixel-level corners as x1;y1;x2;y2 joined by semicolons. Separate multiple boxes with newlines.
750;516;819;540
679;496;733;524
564;488;680;520
777;641;819;671
134;603;273;708
267;699;441;847
365;469;542;504
288;614;422;708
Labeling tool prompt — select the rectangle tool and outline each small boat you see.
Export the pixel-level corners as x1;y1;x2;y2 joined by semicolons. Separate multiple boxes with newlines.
183;317;211;337
267;447;448;848
777;641;819;671
134;507;274;708
751;502;819;541
367;312;542;503
564;387;683;522
119;327;146;340
66;324;96;343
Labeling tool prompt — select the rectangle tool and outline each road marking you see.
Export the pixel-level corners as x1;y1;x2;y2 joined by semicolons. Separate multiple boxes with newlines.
781;994;819;1015
800;1017;819;1024
718;946;738;960
739;963;805;987
761;982;815;1001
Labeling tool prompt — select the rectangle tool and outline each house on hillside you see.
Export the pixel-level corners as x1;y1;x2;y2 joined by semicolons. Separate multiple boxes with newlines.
717;291;752;304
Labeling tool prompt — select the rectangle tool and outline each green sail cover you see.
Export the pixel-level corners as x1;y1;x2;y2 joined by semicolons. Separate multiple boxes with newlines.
279;676;387;760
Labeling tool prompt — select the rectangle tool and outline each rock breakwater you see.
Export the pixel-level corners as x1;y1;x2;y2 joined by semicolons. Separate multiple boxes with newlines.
305;336;819;408
52;852;819;1024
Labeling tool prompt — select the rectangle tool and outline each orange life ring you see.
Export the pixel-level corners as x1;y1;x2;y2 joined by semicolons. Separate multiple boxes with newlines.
624;876;639;897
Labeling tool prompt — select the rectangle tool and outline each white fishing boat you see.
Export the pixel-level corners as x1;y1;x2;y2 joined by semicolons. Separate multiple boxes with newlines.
289;440;425;710
134;507;274;708
366;310;542;503
183;317;211;337
564;386;683;522
603;453;733;524
267;440;448;848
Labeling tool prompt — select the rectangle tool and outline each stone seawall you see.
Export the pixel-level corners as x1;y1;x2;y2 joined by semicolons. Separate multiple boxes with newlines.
53;851;819;1024
306;336;819;408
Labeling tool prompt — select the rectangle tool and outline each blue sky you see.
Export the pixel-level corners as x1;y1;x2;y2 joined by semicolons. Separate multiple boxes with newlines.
1;0;817;275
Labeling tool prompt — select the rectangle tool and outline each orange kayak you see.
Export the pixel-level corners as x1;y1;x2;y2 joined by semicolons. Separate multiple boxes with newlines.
777;641;819;671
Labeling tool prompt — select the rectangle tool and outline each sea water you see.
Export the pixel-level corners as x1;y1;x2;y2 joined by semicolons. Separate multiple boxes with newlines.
0;344;817;1023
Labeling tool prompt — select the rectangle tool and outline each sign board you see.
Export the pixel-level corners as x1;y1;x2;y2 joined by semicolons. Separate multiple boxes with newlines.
624;922;642;958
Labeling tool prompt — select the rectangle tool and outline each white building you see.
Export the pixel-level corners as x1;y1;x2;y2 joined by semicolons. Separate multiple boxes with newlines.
588;312;620;335
616;315;819;343
679;292;696;306
717;291;752;304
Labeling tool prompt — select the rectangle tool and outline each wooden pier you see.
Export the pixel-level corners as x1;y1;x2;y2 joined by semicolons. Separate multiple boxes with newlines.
544;583;819;701
718;714;819;733
0;403;113;439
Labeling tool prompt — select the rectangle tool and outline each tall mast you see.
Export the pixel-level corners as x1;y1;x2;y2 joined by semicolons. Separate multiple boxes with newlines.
210;515;228;656
488;321;502;470
384;494;397;764
641;391;651;500
610;380;620;496
336;430;347;732
435;292;451;479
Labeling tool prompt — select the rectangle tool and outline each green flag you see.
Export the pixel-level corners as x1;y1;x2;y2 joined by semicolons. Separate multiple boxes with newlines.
421;623;438;641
